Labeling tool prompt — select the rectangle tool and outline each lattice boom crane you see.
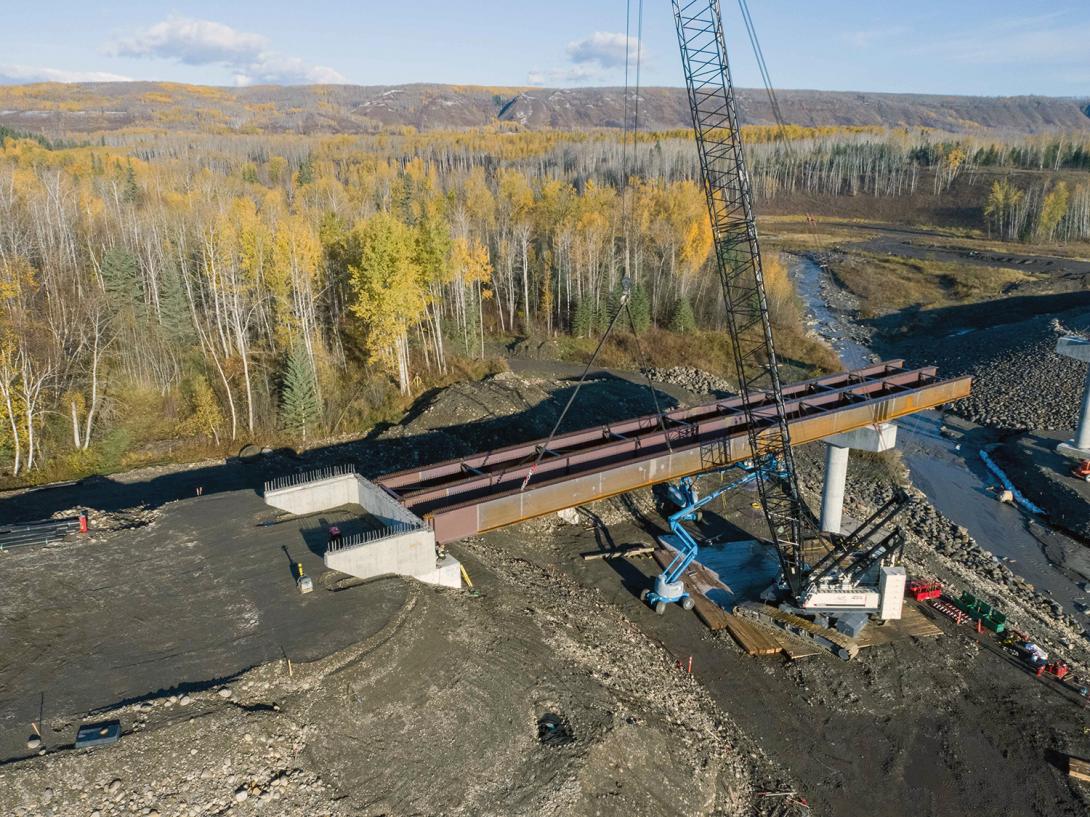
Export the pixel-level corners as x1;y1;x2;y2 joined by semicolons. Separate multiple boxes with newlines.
671;0;810;599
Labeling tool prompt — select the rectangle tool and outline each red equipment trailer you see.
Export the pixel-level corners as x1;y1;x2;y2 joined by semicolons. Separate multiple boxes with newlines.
908;579;943;602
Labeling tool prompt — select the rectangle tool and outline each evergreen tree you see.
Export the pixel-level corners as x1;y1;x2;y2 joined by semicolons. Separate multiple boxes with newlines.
600;282;651;335
296;153;316;186
158;263;194;343
627;285;651;334
121;161;141;204
597;289;616;335
669;296;697;334
571;298;594;338
99;247;143;316
280;342;321;440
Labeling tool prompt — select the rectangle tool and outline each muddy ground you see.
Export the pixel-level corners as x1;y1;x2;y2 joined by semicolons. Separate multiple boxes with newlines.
0;490;789;817
495;504;1090;817
4;363;1090;816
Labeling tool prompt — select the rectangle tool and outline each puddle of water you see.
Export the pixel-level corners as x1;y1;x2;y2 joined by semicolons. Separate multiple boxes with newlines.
787;254;1086;616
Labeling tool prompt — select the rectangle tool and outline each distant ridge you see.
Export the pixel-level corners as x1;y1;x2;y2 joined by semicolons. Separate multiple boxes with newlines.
1;82;1088;136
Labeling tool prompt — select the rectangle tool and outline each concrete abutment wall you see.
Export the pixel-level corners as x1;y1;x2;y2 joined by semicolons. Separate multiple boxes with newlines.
264;471;460;589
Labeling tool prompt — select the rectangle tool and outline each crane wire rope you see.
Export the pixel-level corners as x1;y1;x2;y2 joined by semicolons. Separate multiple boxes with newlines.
737;0;823;236
620;0;672;444
520;0;667;493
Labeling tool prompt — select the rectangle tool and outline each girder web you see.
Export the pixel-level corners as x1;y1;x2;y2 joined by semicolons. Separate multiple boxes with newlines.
672;0;811;595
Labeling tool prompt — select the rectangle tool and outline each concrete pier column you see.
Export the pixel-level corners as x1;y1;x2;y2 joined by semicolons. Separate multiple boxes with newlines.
820;444;850;534
819;423;898;535
1056;337;1090;458
1076;376;1090;451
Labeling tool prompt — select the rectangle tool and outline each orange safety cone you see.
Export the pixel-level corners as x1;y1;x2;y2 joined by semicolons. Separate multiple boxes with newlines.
78;512;88;534
687;656;693;674
977;618;982;635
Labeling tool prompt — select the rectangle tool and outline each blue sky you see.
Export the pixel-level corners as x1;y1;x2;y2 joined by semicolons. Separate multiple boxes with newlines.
1;2;1088;96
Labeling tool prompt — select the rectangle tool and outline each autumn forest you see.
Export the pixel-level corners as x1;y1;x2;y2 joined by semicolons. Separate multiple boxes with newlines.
1;122;1088;483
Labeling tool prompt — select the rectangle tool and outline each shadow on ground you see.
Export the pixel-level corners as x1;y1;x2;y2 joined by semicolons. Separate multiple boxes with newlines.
866;290;1090;354
0;373;679;525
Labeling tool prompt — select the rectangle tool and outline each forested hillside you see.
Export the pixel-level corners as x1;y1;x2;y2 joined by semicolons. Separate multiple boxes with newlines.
0;82;1087;136
1;122;1088;483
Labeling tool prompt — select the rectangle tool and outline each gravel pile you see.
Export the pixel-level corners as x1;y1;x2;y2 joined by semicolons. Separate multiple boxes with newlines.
642;366;734;395
0;684;339;817
905;309;1090;432
51;506;159;532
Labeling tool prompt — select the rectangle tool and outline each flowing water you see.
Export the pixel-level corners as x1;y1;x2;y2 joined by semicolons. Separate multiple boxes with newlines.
788;254;1085;614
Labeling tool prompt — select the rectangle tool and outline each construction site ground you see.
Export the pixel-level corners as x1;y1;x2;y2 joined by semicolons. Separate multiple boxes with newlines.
4;362;1090;815
499;490;1090;817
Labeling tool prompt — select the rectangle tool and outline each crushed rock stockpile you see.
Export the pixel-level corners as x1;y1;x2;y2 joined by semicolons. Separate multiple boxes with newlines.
642;366;734;395
907;309;1090;432
0;550;784;817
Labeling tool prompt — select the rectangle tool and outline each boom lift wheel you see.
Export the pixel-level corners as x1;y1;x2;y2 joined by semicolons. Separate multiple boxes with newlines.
682;596;695;611
654;600;667;615
639;589;650;602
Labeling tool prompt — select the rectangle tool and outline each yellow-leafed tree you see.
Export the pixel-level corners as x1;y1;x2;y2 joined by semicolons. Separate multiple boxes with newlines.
451;237;494;356
349;213;428;395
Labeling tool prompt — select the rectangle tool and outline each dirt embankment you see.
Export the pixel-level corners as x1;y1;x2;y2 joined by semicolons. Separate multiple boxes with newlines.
0;532;787;817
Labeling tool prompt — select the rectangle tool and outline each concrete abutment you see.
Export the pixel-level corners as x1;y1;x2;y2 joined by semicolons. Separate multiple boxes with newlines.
264;470;460;589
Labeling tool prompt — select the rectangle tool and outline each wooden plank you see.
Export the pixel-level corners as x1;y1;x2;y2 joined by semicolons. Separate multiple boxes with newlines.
651;548;731;631
692;593;731;631
770;630;823;660
581;544;655;561
1068;755;1090;783
722;613;782;656
855;602;943;647
736;601;859;658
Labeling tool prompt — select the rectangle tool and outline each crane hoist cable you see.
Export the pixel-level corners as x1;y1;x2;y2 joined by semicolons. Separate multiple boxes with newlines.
736;0;823;247
521;0;665;493
519;282;631;491
618;0;673;454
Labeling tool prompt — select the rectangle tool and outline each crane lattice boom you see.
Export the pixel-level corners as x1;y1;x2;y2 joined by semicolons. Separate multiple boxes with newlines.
671;0;810;596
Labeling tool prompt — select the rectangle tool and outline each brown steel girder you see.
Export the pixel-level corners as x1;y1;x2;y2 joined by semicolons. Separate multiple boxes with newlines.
376;361;971;543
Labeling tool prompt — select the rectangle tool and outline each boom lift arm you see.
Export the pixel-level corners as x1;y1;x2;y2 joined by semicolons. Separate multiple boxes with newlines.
642;460;784;613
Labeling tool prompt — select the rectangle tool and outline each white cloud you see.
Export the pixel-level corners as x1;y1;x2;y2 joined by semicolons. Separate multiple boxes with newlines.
566;32;641;69
0;64;133;84
527;65;606;86
529;31;644;86
108;16;346;86
111;16;267;65
842;27;906;49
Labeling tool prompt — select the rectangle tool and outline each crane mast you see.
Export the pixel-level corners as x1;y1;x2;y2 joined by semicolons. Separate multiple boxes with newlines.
671;0;809;597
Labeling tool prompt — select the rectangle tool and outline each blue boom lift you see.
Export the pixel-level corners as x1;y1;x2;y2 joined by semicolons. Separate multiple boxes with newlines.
641;459;783;614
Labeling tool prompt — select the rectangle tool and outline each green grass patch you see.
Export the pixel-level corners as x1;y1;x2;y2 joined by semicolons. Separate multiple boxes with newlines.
829;251;1033;318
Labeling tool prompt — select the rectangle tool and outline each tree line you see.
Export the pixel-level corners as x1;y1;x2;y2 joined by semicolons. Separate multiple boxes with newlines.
0;123;1086;480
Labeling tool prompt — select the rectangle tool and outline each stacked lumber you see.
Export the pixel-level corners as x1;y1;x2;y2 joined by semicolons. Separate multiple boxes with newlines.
1068;755;1090;783
736;601;860;659
722;613;782;656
